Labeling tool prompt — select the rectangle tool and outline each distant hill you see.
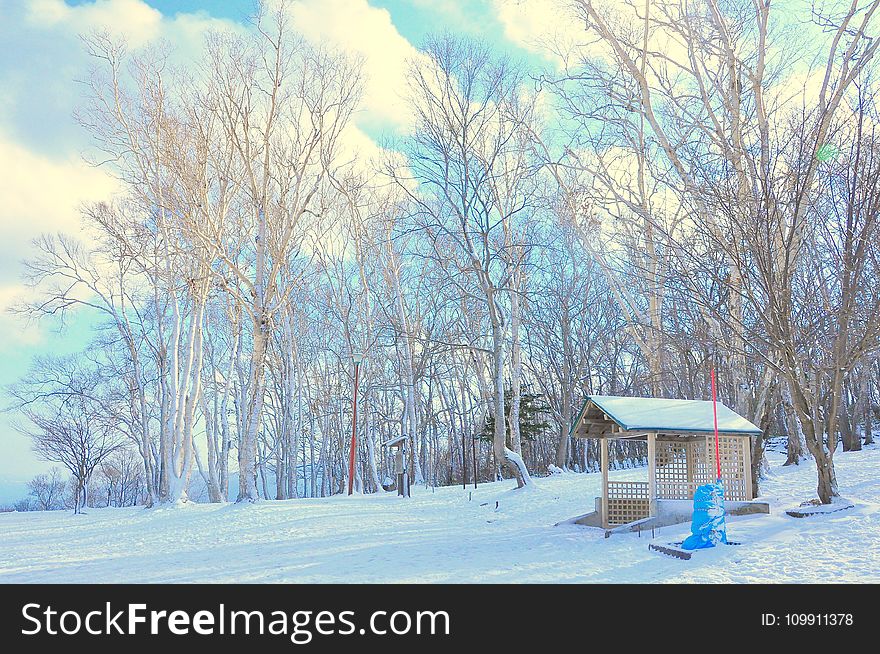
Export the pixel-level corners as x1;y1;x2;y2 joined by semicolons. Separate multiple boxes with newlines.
0;477;29;506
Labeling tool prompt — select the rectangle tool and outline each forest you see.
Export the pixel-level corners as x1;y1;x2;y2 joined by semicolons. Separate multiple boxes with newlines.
5;0;880;513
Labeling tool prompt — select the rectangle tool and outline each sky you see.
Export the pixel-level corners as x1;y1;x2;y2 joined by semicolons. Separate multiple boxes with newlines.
0;0;841;500
0;0;563;497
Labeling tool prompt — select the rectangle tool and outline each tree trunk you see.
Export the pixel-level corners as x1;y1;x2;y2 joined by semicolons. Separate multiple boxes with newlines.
364;397;382;493
814;448;839;504
803;418;839;504
237;313;268;502
490;318;531;487
840;413;861;452
509;268;524;456
782;399;806;466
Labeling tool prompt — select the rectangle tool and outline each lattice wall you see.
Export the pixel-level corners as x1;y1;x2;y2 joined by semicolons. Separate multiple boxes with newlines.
702;435;749;501
656;441;689;499
606;481;650;526
655;436;748;501
603;436;749;526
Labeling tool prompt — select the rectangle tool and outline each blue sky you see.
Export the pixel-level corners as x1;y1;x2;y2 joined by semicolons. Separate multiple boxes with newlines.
0;0;835;499
0;0;844;503
0;0;553;495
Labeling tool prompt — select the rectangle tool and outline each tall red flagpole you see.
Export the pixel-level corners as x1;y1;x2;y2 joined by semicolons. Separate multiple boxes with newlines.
348;359;361;495
710;367;721;481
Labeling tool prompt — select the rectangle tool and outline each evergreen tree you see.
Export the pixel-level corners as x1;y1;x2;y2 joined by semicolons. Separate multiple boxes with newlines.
478;388;553;446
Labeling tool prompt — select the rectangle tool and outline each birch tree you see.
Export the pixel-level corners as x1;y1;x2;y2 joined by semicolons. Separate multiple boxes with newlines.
391;35;539;486
194;1;362;501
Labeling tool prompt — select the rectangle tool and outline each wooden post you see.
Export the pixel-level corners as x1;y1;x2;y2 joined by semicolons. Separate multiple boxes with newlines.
472;436;478;489
600;436;609;529
742;435;754;500
647;432;657;516
686;440;695;498
705;434;712;474
462;432;467;490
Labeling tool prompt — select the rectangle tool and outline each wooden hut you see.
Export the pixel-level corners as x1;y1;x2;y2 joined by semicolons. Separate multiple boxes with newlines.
565;395;769;533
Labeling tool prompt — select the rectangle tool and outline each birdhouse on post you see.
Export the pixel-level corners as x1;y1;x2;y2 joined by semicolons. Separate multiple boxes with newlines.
381;435;411;498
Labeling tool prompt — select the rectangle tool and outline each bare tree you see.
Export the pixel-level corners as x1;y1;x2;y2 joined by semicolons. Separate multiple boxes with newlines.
193;2;362;501
548;0;880;503
390;35;539;487
10;357;125;513
27;468;67;511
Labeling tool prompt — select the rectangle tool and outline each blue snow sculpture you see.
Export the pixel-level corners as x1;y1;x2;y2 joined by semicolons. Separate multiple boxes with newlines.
680;481;727;550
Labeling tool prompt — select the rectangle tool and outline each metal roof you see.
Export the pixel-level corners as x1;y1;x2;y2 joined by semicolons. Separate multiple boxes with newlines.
570;395;762;436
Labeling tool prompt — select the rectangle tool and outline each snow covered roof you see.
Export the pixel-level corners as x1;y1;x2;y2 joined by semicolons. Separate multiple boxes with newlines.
570;395;762;437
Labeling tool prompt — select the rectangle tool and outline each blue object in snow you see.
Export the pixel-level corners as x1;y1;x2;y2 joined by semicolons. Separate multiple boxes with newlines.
680;481;727;550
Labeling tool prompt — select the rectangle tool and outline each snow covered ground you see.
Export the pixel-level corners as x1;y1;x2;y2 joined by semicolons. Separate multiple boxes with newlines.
1;447;878;583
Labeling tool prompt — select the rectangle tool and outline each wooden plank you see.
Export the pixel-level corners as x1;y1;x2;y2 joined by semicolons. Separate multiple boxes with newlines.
743;435;754;500
648;543;693;560
786;502;854;518
604;516;654;538
581;417;612;426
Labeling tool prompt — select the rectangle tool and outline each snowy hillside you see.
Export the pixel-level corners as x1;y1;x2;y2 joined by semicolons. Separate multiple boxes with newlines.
1;447;878;584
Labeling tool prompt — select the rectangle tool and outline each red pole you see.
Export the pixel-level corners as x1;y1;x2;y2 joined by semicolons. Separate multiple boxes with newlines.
710;367;721;481
348;361;360;495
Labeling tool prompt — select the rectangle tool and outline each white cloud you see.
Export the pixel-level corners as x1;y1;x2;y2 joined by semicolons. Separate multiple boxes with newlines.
289;0;422;131
26;0;164;47
336;123;391;169
2;0;414;274
0;132;118;241
493;0;585;66
494;0;692;73
11;0;417;147
25;0;248;63
0;129;118;340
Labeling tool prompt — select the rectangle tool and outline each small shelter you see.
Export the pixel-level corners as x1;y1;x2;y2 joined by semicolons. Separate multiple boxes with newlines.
381;435;411;497
566;395;769;533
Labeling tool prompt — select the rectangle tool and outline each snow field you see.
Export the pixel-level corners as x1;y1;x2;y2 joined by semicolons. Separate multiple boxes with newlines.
1;447;878;583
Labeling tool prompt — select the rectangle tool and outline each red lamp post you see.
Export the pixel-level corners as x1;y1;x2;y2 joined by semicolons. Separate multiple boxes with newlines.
348;352;365;495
